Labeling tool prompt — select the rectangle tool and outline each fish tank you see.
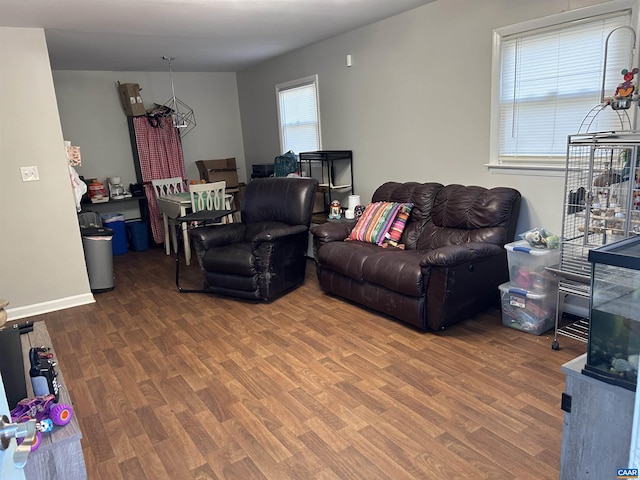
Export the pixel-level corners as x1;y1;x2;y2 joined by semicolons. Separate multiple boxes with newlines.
584;235;640;391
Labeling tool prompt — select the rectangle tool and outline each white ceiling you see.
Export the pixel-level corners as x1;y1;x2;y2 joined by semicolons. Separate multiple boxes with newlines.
0;0;436;72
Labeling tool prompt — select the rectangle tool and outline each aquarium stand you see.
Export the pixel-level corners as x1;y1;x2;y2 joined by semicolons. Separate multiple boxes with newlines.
560;354;635;480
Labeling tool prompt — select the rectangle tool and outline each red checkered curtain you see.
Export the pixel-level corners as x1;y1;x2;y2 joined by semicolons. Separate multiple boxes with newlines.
133;116;187;244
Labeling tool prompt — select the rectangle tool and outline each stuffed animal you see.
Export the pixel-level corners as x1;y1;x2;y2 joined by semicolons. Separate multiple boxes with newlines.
521;228;559;249
615;68;639;100
610;67;639;109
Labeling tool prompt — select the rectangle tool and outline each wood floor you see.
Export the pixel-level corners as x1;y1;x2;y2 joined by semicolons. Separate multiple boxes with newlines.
33;246;586;479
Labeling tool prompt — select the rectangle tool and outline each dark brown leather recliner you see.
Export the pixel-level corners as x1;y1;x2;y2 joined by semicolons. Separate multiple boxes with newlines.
189;176;318;302
311;182;522;331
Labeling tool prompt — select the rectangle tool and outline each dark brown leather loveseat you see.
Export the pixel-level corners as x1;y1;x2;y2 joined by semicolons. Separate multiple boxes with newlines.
310;182;521;331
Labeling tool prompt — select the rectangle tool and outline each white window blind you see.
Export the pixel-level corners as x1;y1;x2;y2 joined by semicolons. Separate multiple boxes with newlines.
276;75;321;154
498;10;633;165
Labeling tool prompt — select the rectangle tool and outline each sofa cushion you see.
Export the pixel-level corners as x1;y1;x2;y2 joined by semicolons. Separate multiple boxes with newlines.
317;240;381;280
203;242;255;275
361;249;427;296
372;182;443;250
418;184;522;250
382;203;413;248
346;201;404;245
316;241;427;297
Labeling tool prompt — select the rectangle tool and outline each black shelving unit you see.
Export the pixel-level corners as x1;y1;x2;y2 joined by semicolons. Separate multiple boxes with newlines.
298;150;353;211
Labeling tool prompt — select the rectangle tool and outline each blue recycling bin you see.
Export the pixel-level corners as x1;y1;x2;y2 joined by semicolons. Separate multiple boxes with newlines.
101;213;127;255
126;221;149;252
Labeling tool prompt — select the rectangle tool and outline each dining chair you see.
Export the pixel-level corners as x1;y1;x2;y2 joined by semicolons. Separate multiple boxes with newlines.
188;181;233;224
151;177;187;255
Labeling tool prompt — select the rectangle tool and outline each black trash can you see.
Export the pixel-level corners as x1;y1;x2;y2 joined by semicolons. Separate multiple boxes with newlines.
78;212;115;292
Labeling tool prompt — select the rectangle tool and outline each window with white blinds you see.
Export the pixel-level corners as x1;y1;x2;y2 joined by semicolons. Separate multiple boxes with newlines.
276;75;321;154
493;7;633;167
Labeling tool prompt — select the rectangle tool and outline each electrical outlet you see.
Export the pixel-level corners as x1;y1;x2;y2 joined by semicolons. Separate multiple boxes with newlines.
20;166;39;182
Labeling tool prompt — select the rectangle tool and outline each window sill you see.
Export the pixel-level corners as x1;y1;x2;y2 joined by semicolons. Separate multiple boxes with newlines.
485;163;566;177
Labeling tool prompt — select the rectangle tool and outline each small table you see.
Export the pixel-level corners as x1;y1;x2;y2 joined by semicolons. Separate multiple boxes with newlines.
157;192;233;266
174;209;236;293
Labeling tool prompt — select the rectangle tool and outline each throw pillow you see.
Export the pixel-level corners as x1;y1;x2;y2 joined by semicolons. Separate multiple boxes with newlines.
382;203;413;248
346;201;404;245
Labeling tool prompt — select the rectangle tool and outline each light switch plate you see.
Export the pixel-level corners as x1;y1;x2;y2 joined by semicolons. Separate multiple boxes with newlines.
20;166;39;182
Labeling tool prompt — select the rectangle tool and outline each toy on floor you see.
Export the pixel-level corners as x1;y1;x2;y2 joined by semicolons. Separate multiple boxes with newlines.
11;394;73;451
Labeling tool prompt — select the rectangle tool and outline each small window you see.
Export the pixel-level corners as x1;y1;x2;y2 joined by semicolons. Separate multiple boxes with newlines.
276;75;321;154
490;4;634;169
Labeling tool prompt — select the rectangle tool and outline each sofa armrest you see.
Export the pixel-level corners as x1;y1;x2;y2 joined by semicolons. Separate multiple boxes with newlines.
310;220;357;243
421;243;504;267
251;225;308;243
190;223;246;250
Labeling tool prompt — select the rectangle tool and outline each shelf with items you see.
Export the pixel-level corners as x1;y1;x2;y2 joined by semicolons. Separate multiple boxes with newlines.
299;150;353;213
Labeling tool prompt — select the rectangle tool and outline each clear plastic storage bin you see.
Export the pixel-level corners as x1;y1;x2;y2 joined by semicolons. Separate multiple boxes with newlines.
505;240;560;293
499;282;555;335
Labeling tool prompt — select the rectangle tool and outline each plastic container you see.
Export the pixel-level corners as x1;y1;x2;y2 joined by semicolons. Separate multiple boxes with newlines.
101;213;127;255
505;240;560;293
499;282;555;335
126;221;149;252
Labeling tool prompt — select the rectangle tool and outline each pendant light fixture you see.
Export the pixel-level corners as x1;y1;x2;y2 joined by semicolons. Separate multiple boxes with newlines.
162;56;196;137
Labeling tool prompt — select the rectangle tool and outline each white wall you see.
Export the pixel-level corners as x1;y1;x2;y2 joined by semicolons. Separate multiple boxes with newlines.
0;27;93;319
53;70;247;191
237;0;622;235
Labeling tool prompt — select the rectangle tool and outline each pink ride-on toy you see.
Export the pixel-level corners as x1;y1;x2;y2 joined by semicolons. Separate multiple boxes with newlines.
10;394;73;451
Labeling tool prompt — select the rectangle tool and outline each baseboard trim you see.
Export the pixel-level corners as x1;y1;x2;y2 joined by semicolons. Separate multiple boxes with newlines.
6;293;95;321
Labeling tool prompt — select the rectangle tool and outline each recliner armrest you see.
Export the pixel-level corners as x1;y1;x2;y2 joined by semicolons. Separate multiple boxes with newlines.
190;223;246;250
310;220;356;243
251;225;308;243
421;243;504;267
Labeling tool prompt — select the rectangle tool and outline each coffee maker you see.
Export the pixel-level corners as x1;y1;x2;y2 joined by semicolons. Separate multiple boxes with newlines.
107;176;127;200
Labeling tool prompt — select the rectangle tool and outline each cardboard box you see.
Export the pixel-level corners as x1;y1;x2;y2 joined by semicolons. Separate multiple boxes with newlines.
196;158;239;187
118;83;146;117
